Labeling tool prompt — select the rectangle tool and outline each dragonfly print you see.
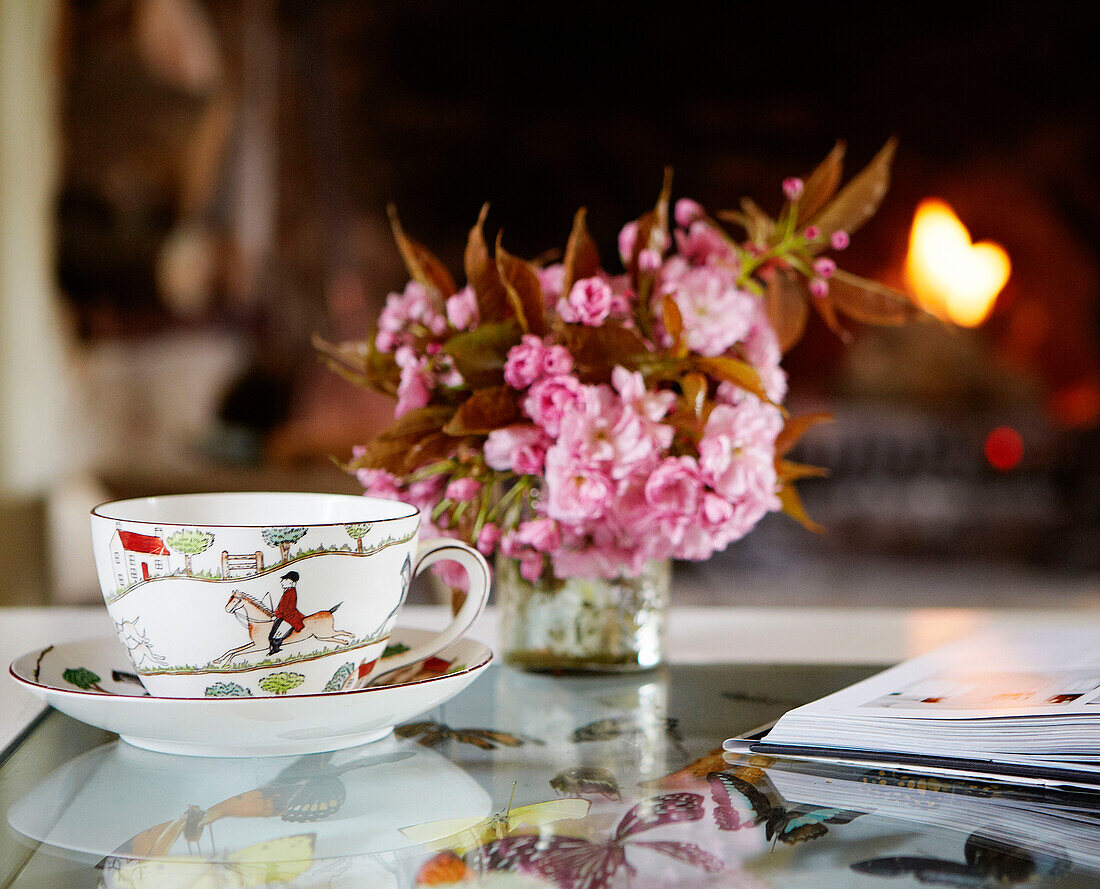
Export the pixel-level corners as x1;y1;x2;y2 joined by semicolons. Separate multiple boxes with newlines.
466;792;724;888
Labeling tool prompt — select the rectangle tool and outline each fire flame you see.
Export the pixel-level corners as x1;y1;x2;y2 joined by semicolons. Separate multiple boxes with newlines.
904;198;1010;327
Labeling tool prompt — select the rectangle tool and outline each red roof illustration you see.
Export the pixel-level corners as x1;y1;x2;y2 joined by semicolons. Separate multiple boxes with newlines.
117;530;170;556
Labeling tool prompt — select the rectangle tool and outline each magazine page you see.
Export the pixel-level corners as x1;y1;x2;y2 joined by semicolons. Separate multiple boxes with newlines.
780;626;1100;721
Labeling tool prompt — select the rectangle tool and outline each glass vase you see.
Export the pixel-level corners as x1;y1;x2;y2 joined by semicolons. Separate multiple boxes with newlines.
496;556;670;672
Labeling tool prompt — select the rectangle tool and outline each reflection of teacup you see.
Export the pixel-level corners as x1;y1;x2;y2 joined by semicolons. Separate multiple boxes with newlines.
91;492;490;698
7;737;491;869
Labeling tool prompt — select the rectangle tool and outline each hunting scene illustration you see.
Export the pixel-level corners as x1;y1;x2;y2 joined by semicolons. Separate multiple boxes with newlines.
99;518;416;684
103;521;415;602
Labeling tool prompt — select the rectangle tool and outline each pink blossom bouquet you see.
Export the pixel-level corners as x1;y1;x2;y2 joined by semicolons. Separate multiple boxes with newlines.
318;141;918;585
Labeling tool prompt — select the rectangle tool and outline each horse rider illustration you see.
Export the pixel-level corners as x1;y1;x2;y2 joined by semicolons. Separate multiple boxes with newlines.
269;571;307;654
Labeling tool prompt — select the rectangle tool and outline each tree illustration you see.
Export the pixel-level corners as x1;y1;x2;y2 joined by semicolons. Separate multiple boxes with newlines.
205;681;252;697
63;667;107;692
345;523;371;553
259;671;305;695
324;662;356;692
262;527;308;563
167;529;215;575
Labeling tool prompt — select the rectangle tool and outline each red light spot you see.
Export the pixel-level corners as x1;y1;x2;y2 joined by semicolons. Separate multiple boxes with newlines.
984;426;1024;472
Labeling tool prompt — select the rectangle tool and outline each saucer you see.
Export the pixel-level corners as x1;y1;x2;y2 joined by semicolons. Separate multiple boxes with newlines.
9;627;492;757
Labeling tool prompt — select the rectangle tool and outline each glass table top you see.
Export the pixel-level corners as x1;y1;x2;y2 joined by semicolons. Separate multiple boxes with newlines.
3;662;1098;888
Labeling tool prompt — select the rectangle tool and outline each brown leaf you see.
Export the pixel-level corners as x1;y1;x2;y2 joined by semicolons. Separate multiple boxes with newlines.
464;203;510;323
406;432;462;472
810;292;851;342
629;168;674;275
442;320;523;390
778;484;824;534
764;268;810;353
354;405;456;474
777;459;829;483
443;386;520;436
810;137;897;241
565;324;651;383
561;207;600;298
387;204;456;300
495;235;547;336
796;141;846;226
313;333;399;396
775;411;833;457
695;356;771;404
829;269;921;326
662;293;684;352
739;197;775;244
681;372;708;419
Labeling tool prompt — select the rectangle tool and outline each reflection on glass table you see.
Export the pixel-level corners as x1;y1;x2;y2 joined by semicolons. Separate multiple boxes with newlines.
3;663;1098;888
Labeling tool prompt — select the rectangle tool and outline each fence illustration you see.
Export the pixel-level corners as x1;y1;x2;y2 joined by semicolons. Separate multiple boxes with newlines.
221;550;264;578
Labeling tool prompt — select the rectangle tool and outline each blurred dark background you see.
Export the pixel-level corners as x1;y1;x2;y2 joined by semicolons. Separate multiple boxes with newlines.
5;0;1098;604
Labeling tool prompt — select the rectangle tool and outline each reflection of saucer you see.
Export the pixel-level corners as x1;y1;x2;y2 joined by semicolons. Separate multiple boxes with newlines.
7;737;491;865
9;628;491;757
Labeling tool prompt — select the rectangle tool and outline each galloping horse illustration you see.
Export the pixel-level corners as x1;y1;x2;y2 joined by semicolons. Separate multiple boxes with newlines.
214;590;356;665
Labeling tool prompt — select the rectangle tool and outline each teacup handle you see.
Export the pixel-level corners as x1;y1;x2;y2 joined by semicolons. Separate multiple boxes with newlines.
362;538;490;684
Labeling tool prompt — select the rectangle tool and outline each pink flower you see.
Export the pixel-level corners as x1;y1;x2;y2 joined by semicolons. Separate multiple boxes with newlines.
377;280;448;353
611;366;676;423
644;456;705;545
813;257;836;279
809;278;829;298
697;401;782;504
782;177;804;202
432;559;470;592
357;468;402;500
538;263;565;304
523;374;585;435
674;221;734;266
396;357;431;416
515;517;561;552
831;230;850;250
445;477;481;501
618;220;639;265
405;474;446;511
674;198;705;227
504;335;547;389
543;445;614;523
542;344;574;376
483;424;550;474
445;285;478;331
618;219;668;265
558;277;613;326
663;265;756;357
476;523;501;555
520;551;545;582
638;248;662;274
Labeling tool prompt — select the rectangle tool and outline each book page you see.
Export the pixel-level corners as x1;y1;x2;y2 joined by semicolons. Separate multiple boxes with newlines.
787;626;1100;720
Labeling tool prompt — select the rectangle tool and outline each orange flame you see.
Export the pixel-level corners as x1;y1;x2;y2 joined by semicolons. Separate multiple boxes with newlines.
904;199;1010;327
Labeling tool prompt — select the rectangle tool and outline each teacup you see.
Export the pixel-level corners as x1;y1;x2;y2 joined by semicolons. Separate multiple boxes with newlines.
90;492;490;698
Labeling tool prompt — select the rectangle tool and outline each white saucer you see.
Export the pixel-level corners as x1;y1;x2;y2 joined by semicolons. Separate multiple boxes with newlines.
9;628;492;757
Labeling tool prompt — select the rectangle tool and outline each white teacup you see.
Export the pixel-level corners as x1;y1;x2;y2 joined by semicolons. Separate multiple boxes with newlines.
90;492;490;698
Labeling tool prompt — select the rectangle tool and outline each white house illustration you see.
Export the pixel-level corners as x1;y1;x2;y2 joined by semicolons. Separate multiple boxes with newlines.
108;526;173;588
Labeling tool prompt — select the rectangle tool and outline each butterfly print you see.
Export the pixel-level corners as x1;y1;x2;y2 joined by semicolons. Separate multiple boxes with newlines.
851;830;1071;886
396;720;543;750
550;767;622;800
403;797;590;855
707;769;862;844
571;716;682;746
468;792;724;889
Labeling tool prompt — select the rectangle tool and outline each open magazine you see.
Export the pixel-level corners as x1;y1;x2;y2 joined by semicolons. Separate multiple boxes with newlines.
725;626;1100;787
